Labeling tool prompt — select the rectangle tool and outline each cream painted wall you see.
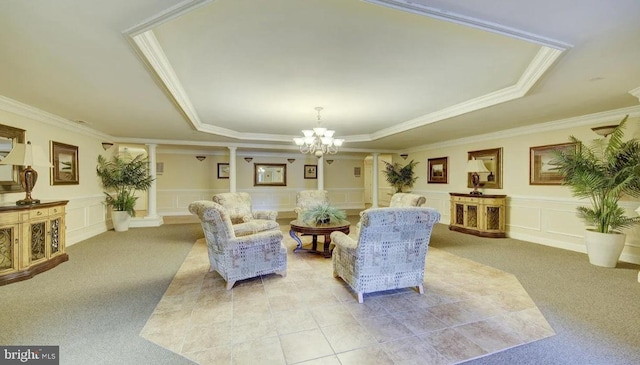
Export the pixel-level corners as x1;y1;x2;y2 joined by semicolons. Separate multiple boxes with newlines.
406;114;640;264
4;95;640;265
0;108;110;246
155;152;368;216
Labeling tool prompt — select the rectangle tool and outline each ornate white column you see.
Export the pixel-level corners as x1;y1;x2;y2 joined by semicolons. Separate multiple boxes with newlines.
228;146;237;193
146;143;158;219
372;153;379;208
317;155;324;190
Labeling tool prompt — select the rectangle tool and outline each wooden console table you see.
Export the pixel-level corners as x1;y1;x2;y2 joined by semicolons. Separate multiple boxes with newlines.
449;193;506;238
0;200;68;286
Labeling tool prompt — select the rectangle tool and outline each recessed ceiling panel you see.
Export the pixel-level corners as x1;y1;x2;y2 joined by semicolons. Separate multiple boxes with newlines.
153;0;540;137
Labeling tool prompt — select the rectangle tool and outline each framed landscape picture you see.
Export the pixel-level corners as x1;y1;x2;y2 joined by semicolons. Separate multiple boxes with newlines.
530;142;577;185
427;157;448;184
304;165;317;179
217;163;230;179
51;141;79;185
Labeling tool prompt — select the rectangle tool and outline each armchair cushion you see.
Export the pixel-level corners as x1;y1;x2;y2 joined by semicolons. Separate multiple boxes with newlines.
389;193;426;207
189;200;287;290
213;192;278;224
332;207;440;303
294;190;330;219
212;192;279;236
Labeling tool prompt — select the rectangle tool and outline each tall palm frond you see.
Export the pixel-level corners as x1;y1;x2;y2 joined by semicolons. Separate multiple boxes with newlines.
552;115;640;233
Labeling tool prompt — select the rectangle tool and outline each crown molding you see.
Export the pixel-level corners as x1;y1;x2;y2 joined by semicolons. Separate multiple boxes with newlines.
126;1;567;146
122;0;214;37
371;46;563;141
361;0;572;50
416;105;640;151
629;86;640;102
0;95;111;140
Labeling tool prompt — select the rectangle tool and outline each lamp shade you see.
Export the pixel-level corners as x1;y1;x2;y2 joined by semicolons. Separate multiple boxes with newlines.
465;159;489;173
0;142;52;168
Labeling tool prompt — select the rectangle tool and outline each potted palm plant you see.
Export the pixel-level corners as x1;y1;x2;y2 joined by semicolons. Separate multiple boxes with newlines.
96;152;154;231
301;204;347;225
383;159;419;193
553;115;640;267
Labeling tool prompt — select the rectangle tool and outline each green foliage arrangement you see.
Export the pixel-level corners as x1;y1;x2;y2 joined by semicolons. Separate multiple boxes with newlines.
552;115;640;233
383;159;419;193
301;203;347;225
96;153;154;217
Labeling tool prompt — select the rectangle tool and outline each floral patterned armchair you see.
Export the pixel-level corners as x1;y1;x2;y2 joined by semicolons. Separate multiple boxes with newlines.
389;192;426;207
331;207;440;303
212;192;279;234
188;200;287;290
293;190;330;220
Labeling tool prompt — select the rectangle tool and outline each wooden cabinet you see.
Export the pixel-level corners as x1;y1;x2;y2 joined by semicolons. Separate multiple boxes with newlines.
0;201;68;286
449;193;506;238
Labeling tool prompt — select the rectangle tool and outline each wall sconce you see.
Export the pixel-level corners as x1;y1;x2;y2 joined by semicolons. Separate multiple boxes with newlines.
326;159;334;165
287;158;295;164
195;155;206;161
244;157;253;163
101;142;114;150
400;154;408;160
591;125;618;137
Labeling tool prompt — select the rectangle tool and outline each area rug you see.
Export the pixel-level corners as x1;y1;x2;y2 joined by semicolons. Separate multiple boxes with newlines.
140;229;554;364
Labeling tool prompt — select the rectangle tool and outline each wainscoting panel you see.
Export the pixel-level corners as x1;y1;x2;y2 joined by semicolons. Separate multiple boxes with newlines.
421;190;450;224
66;195;109;246
507;196;640;264
508;205;542;231
157;188;365;217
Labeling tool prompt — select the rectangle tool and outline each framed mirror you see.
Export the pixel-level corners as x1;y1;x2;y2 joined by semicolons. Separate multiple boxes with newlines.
467;148;502;189
254;163;286;186
0;124;26;193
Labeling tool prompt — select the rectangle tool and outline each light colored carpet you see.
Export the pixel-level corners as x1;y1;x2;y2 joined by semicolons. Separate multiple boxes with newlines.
141;228;554;364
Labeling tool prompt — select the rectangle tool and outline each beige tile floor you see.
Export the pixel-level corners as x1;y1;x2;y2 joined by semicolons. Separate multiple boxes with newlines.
140;229;555;364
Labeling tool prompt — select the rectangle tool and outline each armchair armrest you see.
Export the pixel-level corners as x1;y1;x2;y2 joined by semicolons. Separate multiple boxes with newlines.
250;210;278;221
330;231;358;250
229;230;284;248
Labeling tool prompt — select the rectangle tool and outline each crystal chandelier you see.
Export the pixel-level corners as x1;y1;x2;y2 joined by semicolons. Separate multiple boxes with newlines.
293;107;344;157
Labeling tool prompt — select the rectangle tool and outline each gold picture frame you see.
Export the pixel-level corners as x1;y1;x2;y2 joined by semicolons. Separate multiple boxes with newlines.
51;141;79;185
530;142;577;185
467;148;502;189
427;157;448;184
254;163;287;186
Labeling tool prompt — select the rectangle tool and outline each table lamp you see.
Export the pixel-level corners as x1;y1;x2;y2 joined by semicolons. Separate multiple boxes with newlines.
466;158;489;195
0;141;52;205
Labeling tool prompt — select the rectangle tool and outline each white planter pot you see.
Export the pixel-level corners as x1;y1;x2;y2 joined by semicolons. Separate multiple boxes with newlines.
112;210;131;232
584;229;626;268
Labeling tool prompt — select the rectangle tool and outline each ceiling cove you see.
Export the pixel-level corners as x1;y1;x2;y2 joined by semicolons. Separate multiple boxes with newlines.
124;0;570;146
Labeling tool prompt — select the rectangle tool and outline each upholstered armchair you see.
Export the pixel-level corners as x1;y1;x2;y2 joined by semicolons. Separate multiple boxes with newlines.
331;207;440;303
188;200;287;290
355;192;427;235
212;192;279;235
389;192;426;207
294;190;330;220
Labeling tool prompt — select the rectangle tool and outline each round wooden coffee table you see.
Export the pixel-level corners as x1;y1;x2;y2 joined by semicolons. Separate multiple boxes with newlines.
289;219;350;258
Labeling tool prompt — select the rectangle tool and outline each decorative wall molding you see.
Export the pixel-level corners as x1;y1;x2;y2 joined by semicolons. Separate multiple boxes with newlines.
361;0;572;50
416;105;640;151
0;95;111;140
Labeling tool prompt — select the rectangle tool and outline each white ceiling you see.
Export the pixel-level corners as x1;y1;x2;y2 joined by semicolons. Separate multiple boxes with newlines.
1;0;639;153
